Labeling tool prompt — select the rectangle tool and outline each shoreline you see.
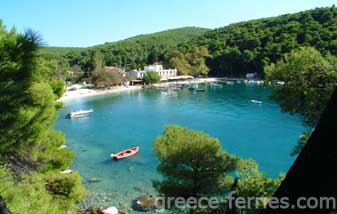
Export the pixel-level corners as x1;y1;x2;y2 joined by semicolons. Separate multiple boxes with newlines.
58;77;248;102
58;85;143;102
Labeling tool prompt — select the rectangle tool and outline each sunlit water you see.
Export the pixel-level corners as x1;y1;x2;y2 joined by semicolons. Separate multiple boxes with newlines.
54;83;305;211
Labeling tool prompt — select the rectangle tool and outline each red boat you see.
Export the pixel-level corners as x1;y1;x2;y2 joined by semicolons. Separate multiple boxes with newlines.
111;147;139;160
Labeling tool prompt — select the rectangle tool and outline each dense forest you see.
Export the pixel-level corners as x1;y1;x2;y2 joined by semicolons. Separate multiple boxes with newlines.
194;5;337;77
43;27;209;73
43;6;337;79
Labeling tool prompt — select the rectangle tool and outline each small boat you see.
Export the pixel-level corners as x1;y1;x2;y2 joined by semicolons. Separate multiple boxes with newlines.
251;99;263;104
195;88;206;92
210;83;223;88
111;146;139;160
67;109;93;118
58;145;68;149
61;169;73;174
188;84;199;90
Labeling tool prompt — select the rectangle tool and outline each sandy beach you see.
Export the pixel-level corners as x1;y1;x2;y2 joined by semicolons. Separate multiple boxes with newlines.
58;85;143;102
58;78;240;102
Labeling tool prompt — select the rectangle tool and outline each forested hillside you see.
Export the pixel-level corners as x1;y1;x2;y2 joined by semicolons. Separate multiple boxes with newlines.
191;6;337;77
44;6;337;78
39;46;85;56
43;27;209;71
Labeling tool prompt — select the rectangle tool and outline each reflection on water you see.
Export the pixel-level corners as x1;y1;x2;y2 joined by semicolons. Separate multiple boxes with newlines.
54;83;305;211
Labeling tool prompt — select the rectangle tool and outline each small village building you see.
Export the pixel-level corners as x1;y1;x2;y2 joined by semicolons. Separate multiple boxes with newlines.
128;63;177;80
105;66;118;72
246;73;257;79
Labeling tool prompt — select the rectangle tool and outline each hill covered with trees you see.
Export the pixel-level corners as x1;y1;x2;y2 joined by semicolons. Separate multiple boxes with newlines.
42;27;210;72
188;5;337;77
44;6;337;79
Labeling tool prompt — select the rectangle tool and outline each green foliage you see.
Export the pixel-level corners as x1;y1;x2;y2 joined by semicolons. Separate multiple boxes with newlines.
237;159;284;198
236;159;284;213
47;173;86;202
44;27;209;72
55;101;64;109
290;132;311;156
49;78;66;98
85;49;104;73
168;50;191;75
91;69;122;87
265;47;337;126
153;125;238;199
265;47;337;154
143;71;161;84
39;6;337;79
169;47;210;77
0;168;85;214
191;6;337;77
39;46;84;57
153;126;283;213
0;20;85;213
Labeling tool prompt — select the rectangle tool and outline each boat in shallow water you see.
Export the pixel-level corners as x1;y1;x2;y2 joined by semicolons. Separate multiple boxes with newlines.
251;99;263;104
111;146;139;160
210;83;223;88
67;109;93;118
195;88;206;92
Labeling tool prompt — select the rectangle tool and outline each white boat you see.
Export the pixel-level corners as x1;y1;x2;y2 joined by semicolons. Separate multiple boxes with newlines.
61;169;73;174
210;83;223;88
67;109;93;118
251;100;263;104
58;145;68;149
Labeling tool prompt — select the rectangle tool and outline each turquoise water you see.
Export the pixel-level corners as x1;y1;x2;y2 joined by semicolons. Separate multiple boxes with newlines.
55;83;305;211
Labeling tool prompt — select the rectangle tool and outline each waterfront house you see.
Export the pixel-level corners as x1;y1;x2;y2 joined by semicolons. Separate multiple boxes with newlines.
128;63;177;80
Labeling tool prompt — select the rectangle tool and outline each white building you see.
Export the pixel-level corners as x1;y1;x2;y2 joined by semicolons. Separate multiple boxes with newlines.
128;64;177;80
246;73;257;79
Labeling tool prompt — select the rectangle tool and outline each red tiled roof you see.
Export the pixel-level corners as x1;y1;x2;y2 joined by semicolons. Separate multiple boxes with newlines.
105;66;118;71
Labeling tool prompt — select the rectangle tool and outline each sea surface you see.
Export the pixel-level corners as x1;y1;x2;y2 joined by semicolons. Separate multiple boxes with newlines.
54;83;306;212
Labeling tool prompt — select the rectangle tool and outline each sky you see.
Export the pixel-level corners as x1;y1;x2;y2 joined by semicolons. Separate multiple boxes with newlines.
0;0;336;47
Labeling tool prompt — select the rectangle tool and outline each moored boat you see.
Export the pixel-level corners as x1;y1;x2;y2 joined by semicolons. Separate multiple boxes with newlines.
251;99;263;104
210;83;223;88
111;146;139;160
195;88;206;92
188;84;199;90
61;169;73;174
66;109;93;118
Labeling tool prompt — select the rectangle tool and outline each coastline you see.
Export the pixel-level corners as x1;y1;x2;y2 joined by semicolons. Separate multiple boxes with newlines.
58;85;143;102
58;77;245;102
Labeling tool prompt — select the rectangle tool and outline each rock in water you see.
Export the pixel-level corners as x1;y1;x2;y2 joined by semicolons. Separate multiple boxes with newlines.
132;194;161;211
103;206;118;214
